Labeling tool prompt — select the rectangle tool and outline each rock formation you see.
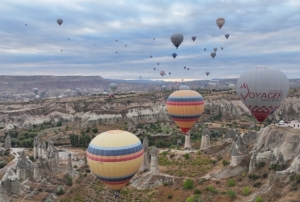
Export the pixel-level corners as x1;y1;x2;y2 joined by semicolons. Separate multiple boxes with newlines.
0;168;20;194
139;137;149;172
67;153;73;175
230;135;247;166
4;134;11;150
16;150;33;181
150;146;159;175
184;133;192;150
200;128;210;150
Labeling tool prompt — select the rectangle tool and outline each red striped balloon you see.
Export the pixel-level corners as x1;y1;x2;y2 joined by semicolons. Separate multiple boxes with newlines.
167;90;205;133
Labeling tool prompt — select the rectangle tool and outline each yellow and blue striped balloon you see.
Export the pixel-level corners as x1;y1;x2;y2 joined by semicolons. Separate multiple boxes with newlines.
167;90;205;133
87;130;144;191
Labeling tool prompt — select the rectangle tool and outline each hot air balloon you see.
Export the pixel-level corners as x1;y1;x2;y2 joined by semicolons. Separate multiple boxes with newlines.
160;71;166;77
61;50;63;52
116;51;118;53
36;95;40;99
150;55;152;58
68;38;70;40
57;18;63;26
109;83;118;93
216;18;225;29
187;68;190;70
206;72;210;76
209;79;219;90
237;67;289;122
157;63;159;65
25;24;27;26
172;53;177;59
211;52;216;59
153;67;156;70
32;88;39;95
221;47;224;50
170;33;184;49
87;130;143;193
192;36;196;41
140;76;142;79
184;66;186;69
167;90;204;133
153;38;155;40
214;48;217;52
204;48;206;51
116;40;118;42
169;72;171;75
225;34;229;39
228;84;235;90
179;85;190;90
161;85;166;90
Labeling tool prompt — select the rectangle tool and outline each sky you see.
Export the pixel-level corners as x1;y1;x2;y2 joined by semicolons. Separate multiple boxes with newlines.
0;0;300;81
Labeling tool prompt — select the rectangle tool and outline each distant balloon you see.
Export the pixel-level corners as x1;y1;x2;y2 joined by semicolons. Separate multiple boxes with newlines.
214;48;217;52
187;68;190;70
170;33;184;49
116;51;118;53
172;53;177;59
236;67;289;123
150;55;152;58
192;36;196;41
216;18;225;29
157;63;159;65
204;48;206;51
36;95;40;99
32;88;39;94
209;79;219;90
93;44;95;46
221;47;224;50
57;18;63;26
68;38;70;40
169;72;171;75
161;85;166;90
125;45;127;47
179;85;190;90
140;76;142;79
225;34;229;39
167;90;204;133
116;40;118;42
160;71;166;77
211;52;216;59
206;72;210;76
153;38;155;40
109;83;118;93
184;66;186;69
61;50;63;52
25;24;27;26
153;67;156;70
228;84;235;90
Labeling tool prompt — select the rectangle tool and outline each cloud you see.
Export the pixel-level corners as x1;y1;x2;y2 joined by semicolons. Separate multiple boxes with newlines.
0;0;299;80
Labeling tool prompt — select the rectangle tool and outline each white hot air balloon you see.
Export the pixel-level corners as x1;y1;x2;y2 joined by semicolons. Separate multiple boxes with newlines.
236;67;289;123
208;79;219;90
170;33;184;49
228;84;236;90
179;85;190;90
109;83;118;93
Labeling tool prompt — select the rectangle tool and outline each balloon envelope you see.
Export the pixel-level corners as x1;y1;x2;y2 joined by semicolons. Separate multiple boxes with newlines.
160;71;166;76
172;53;177;59
216;18;225;29
192;36;196;41
109;83;118;92
214;48;217;52
87;130;143;191
32;88;39;94
170;33;184;49
228;84;236;90
184;66;186;69
236;67;289;122
211;52;216;58
57;18;63;26
206;72;210;76
204;48;206;51
225;34;229;39
167;90;204;133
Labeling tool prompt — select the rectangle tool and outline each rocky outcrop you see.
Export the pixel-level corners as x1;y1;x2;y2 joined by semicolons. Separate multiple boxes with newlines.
200;128;210;150
230;135;247;166
0;168;20;195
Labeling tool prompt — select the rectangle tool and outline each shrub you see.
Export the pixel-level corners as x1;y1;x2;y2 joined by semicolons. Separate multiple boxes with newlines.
120;189;128;195
183;153;190;160
256;161;266;168
73;165;78;168
86;169;91;173
227;179;236;187
92;128;98;134
194;188;201;195
248;174;260;180
222;160;229;166
66;175;73;186
242;186;251;196
253;182;262;188
205;185;218;194
56;186;65;195
86;127;91;133
56;121;62;127
227;190;236;200
198;178;206;185
167;195;173;199
183;179;194;190
255;196;263;202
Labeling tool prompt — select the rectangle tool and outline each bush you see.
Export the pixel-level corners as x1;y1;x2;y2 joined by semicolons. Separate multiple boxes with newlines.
92;128;98;134
256;161;266;168
248;174;260;180
56;121;62;127
183;153;190;160
56;186;65;195
222;160;229;166
242;186;251;195
255;196;263;202
227;190;236;200
167;195;173;199
227;179;236;187
253;182;262;188
86;127;91;133
205;185;218;194
194;188;201;195
0;161;8;169
66;175;73;186
86;169;91;173
183;179;194;190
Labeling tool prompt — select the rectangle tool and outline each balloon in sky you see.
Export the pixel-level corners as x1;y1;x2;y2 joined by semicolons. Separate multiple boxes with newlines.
192;36;196;41
87;130;143;191
206;72;210;76
184;66;186;69
32;88;39;94
140;76;142;79
25;24;27;26
169;72;171;75
216;18;225;29
204;48;206;51
221;47;224;50
109;83;118;93
187;68;190;70
225;34;229;39
153;67;156;70
179;85;190;90
160;71;166;77
214;48;217;52
157;63;159;65
57;18;63;26
211;52;216;59
167;90;205;133
172;53;177;59
236;67;289;122
153;38;155;40
170;33;184;49
150;55;152;58
125;45;127;47
116;40;118;42
116;51;118;53
228;84;236;90
61;50;63;52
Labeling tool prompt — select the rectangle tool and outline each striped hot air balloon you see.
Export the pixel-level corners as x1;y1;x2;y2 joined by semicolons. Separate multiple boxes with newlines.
167;90;205;134
86;130;144;191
